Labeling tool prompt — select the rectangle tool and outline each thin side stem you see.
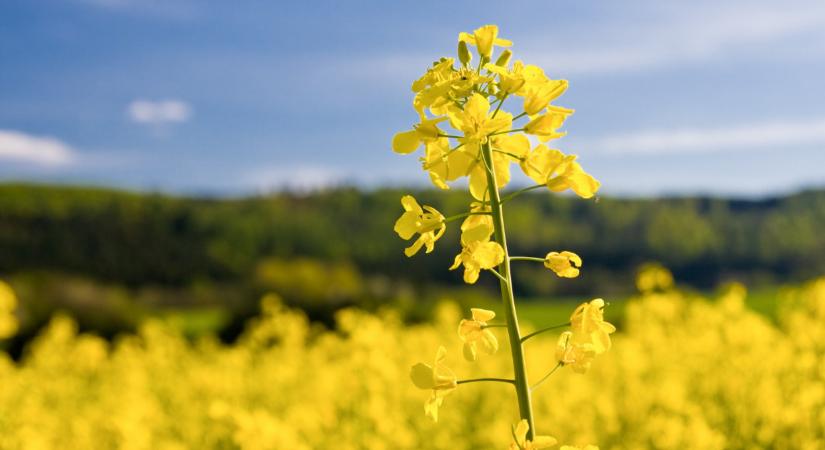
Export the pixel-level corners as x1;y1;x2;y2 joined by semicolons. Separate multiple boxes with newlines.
520;323;571;343
457;377;515;386
443;211;491;224
480;141;536;440
530;363;563;392
510;256;546;263
500;184;544;204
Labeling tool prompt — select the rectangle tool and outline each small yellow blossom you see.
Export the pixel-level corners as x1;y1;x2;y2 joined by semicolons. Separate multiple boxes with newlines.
484;61;527;94
422;138;476;190
459;24;512;59
555;331;596;374
392;117;448;154
570;299;616;354
410;346;458;422
450;223;504;284
544;251;582;278
523;105;573;142
458;308;498;361
393;195;446;257
520;145;600;199
523;79;569;116
509;420;557;450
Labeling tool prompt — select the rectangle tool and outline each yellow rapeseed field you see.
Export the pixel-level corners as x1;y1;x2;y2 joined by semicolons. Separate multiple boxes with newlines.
1;274;824;449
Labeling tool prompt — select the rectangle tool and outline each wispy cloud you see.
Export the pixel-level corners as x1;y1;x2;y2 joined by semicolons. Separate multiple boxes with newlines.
127;99;192;125
242;166;345;192
524;3;825;75
0;130;75;166
583;117;825;155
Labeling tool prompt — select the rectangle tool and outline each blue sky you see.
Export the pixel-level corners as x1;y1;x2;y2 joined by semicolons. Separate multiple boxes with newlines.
1;0;824;196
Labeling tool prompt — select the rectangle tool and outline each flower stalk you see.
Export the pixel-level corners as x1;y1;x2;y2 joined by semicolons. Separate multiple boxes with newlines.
480;140;537;439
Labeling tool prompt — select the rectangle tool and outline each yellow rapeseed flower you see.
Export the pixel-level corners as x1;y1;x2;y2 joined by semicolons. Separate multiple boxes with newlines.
392;117;448;154
524;105;573;142
448;93;512;146
544;251;582;278
520;145;600;199
509;420;558;450
570;299;616;354
458;308;498;361
555;331;596;374
523;79;569;116
410;346;458;422
459;25;512;60
421;137;476;190
450;223;504;284
393;195;446;257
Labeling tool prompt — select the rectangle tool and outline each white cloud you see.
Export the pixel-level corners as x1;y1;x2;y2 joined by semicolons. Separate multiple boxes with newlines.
127;99;192;125
0;130;75;166
584;117;825;155
243;166;345;192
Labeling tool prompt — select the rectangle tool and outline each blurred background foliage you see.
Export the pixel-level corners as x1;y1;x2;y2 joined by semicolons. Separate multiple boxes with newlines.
2;183;825;348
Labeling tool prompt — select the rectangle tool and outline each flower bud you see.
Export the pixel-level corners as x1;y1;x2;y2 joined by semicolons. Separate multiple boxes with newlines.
494;49;512;67
458;41;472;66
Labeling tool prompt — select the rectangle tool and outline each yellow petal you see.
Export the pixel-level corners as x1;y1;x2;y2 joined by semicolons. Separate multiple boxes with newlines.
463;342;477;361
410;363;435;389
532;435;559;449
474;242;504;269
471;308;496;322
392;129;421;154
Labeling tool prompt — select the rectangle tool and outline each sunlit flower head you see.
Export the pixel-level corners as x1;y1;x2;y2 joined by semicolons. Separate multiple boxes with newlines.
555;331;596;374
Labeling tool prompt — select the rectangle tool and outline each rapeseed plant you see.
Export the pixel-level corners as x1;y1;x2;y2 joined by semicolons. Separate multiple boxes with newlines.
392;25;613;447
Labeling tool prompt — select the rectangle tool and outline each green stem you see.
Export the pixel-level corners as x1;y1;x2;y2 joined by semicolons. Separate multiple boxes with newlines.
488;128;525;137
510;256;546;263
480;141;536;440
520;322;571;343
457;377;515;385
500;184;544;204
443;211;491;224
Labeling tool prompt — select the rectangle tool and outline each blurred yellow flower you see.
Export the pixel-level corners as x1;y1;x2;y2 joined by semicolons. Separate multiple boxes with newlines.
560;446;599;450
544;251;582;278
636;262;675;293
458;308;498;361
393;195;446;257
450;224;504;284
570;299;616;354
459;24;512;59
508;419;557;450
410;346;457;422
0;280;19;339
555;331;596;374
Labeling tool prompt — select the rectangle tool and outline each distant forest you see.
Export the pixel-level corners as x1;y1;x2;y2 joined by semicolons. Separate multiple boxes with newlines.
1;183;824;337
